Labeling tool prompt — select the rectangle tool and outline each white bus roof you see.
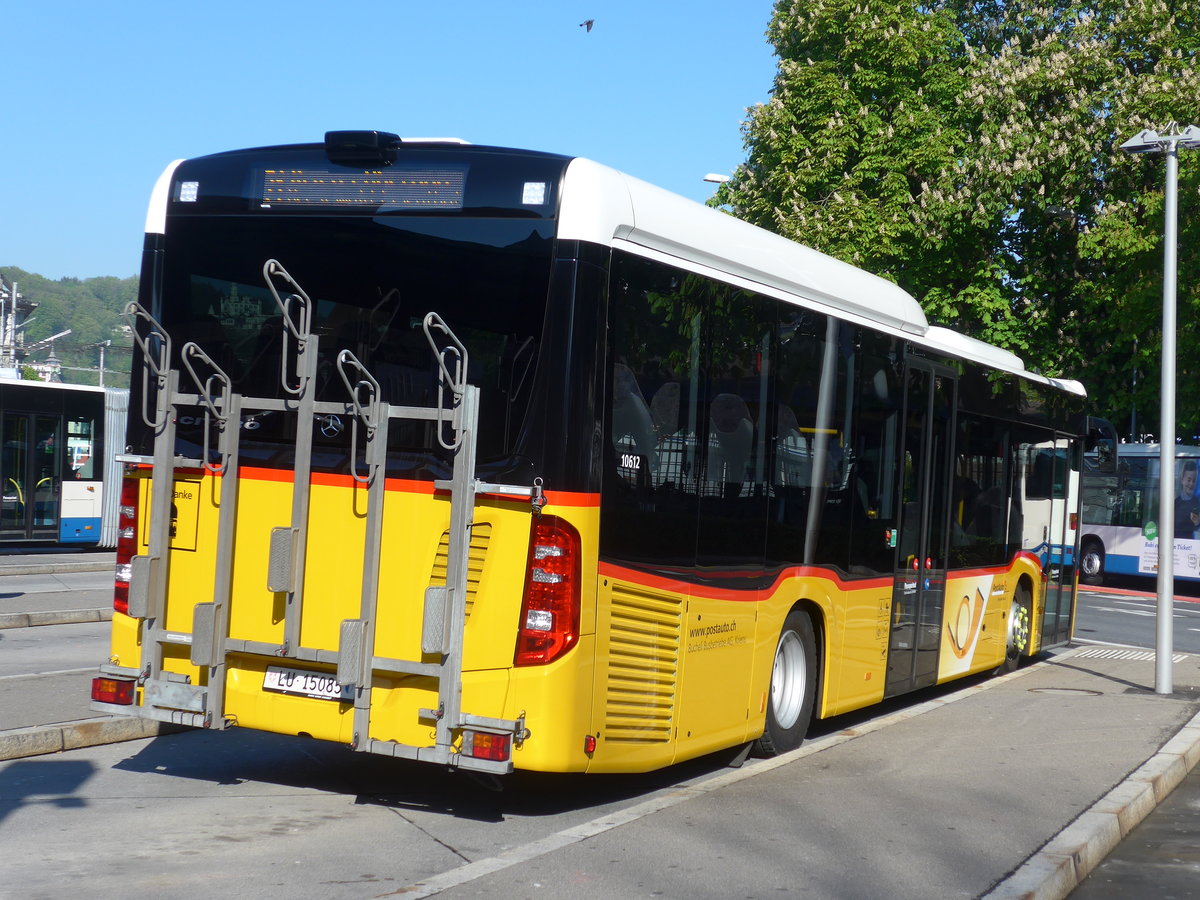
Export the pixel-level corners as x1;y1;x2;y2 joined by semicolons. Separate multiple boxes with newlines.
558;158;929;337
558;157;1084;397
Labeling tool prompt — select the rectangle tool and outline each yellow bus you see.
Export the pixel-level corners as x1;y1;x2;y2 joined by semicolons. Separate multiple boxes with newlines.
92;131;1096;775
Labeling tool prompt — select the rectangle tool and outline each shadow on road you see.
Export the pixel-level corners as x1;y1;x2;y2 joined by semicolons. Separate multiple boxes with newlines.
0;758;94;826
104;661;1043;824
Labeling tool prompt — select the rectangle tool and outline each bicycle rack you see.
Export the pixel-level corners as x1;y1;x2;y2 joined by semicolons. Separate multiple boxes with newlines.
114;262;538;771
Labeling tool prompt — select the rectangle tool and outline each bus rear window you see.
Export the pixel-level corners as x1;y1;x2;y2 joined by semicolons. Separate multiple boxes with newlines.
143;214;555;474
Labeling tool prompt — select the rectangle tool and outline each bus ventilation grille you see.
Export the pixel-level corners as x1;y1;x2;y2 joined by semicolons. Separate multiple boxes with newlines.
429;523;492;620
603;582;682;743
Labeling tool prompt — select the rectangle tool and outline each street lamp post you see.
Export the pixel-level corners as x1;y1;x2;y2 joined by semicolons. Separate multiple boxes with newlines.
1120;122;1200;695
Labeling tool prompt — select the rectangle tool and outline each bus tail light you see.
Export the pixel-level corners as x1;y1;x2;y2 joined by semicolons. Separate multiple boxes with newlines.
1069;512;1078;531
113;475;140;615
514;516;581;667
91;675;136;705
462;730;511;762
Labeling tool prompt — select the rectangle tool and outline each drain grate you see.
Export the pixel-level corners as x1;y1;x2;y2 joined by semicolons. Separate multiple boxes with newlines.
1075;647;1188;663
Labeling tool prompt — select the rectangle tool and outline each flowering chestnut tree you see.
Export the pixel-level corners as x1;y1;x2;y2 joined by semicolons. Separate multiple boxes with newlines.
717;0;1200;437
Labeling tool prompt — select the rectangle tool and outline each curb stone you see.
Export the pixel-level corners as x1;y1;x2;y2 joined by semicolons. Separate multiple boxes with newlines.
0;717;184;761
982;706;1200;900
0;609;113;630
0;562;113;576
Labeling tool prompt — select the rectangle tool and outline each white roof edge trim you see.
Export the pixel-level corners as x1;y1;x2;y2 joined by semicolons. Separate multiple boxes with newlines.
145;159;185;235
920;326;1026;374
557;157;929;337
917;327;1086;397
1047;377;1087;398
610;239;924;346
400;137;470;144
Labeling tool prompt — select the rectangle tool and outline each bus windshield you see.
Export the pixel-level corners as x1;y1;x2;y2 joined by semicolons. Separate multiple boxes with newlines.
144;213;555;477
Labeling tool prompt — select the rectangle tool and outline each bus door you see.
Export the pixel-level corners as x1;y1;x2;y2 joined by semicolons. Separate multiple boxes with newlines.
1041;436;1076;646
886;362;955;696
0;413;61;541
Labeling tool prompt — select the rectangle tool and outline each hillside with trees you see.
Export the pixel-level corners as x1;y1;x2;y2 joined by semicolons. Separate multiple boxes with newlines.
0;267;136;386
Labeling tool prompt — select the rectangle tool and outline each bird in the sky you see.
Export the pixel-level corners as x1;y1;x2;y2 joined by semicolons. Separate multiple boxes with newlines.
580;19;594;31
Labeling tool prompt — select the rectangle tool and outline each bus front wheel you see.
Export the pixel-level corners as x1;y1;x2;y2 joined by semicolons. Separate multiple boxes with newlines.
755;610;817;756
1079;540;1105;586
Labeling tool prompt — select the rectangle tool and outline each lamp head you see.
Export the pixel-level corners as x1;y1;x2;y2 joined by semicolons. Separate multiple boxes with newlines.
1120;129;1164;155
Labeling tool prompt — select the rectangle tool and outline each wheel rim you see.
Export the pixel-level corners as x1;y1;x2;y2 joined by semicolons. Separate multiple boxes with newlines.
771;630;808;729
1081;550;1102;577
1006;600;1030;659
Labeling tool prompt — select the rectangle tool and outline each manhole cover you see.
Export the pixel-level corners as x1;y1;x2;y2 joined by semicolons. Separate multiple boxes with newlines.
1029;688;1103;696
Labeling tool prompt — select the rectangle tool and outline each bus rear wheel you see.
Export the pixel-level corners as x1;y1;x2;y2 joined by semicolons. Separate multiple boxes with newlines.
998;588;1032;674
755;610;817;756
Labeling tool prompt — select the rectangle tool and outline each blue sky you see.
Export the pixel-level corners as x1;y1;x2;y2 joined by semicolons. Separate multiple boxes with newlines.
1;1;778;280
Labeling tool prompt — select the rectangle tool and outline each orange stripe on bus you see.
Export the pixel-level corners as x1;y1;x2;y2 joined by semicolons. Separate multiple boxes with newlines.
234;465;598;506
601;556;1040;604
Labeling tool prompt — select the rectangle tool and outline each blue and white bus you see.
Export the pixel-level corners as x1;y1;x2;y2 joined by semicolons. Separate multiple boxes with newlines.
1079;439;1200;585
0;378;127;546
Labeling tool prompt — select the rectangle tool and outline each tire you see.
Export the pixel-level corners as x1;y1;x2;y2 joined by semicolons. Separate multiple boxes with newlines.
1079;540;1105;586
754;610;817;756
998;586;1032;674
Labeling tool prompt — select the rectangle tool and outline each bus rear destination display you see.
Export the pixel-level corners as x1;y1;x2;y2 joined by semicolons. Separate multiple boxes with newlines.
257;166;466;210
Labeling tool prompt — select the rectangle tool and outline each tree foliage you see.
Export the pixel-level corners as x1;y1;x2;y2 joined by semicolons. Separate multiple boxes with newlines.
717;0;1200;438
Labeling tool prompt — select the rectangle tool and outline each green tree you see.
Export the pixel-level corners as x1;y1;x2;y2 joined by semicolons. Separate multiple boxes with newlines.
717;0;1200;438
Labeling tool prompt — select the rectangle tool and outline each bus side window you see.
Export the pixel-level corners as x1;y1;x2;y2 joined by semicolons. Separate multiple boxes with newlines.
611;362;657;484
66;417;95;481
601;251;702;568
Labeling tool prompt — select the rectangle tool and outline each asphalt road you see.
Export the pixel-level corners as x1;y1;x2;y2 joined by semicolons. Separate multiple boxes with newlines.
0;621;110;729
1075;585;1200;654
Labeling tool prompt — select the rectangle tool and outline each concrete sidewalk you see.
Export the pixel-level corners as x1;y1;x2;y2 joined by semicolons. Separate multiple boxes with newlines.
0;550;1198;898
0;547;115;577
415;650;1200;900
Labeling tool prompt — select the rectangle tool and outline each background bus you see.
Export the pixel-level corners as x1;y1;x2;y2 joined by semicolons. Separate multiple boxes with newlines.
93;132;1092;775
0;378;128;547
1080;438;1200;585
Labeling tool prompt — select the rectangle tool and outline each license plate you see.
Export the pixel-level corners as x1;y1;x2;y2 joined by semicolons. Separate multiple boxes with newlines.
263;666;353;702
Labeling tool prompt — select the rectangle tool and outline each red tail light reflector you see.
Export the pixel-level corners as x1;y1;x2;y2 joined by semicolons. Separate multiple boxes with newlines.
91;675;136;705
1069;512;1079;530
462;730;511;762
113;475;140;615
514;516;581;667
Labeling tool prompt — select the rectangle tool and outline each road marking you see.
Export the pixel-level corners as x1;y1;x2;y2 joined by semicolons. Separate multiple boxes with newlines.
1074;646;1188;662
1085;603;1199;619
0;666;94;682
1089;605;1155;617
